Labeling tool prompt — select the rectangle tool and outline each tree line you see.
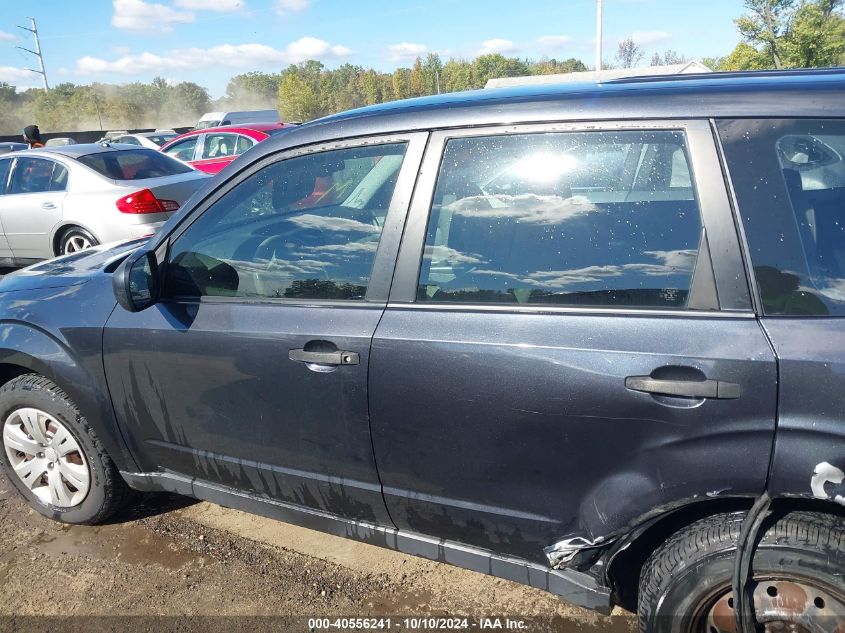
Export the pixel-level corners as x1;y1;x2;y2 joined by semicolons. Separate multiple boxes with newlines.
0;0;842;135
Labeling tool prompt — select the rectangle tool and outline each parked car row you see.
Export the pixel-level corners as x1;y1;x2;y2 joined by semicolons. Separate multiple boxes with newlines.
0;116;292;263
1;69;844;631
0;145;208;264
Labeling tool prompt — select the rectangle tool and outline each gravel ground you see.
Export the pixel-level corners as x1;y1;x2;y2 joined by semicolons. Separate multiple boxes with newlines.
0;469;635;633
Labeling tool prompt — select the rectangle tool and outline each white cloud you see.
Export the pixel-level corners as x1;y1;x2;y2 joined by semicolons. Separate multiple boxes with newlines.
275;0;310;14
112;0;194;31
75;38;351;75
175;0;245;10
536;35;573;51
478;39;518;56
286;36;351;61
386;42;428;62
627;30;671;46
0;66;34;82
0;31;15;42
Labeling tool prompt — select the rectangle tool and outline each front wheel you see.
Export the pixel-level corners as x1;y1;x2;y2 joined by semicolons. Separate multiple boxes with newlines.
638;510;845;632
0;374;129;524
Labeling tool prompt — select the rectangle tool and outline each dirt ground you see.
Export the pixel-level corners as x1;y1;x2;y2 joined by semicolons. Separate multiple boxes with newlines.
0;469;635;633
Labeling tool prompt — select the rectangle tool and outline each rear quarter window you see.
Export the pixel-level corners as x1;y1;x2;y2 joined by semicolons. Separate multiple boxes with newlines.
78;149;193;181
718;119;845;316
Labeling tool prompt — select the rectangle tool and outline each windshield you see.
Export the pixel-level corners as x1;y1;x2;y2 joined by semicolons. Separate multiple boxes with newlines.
77;149;193;180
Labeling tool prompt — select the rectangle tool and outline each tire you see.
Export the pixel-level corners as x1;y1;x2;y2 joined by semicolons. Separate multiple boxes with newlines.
638;510;845;632
0;374;129;524
58;227;99;255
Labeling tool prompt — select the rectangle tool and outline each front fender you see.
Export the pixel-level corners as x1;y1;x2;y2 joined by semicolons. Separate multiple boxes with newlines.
0;277;139;473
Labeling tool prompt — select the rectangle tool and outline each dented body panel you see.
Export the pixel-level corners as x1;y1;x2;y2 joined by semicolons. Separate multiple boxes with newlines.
369;311;777;564
762;319;845;506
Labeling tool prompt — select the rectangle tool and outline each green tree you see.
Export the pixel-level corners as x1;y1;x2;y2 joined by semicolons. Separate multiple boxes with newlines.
422;53;443;94
441;59;473;92
734;0;845;69
409;57;425;96
391;68;411;99
278;72;320;122
225;71;282;107
470;54;529;88
160;82;210;125
784;0;845;67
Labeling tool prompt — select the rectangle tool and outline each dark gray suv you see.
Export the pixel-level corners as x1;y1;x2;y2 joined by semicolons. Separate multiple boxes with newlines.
1;69;844;632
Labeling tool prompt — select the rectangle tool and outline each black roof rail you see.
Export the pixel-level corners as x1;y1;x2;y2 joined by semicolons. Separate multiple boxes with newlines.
606;67;845;84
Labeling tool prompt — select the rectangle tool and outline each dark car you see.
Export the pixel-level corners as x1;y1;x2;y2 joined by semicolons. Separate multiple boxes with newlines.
1;69;845;631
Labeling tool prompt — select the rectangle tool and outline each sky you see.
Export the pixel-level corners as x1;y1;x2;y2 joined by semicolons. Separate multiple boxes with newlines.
0;0;749;98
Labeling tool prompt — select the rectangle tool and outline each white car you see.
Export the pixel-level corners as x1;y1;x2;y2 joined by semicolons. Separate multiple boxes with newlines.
109;131;178;150
0;144;210;265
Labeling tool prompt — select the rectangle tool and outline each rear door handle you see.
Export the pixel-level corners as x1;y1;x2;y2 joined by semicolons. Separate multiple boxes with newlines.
625;376;741;399
289;349;359;366
41;202;56;209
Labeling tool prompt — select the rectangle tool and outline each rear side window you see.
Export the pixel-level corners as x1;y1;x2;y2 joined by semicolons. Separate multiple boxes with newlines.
236;135;253;154
718;119;845;316
78;149;192;180
9;157;60;194
201;133;238;160
417;130;704;308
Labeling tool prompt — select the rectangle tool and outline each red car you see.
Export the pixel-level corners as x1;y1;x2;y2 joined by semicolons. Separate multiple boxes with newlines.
160;123;294;174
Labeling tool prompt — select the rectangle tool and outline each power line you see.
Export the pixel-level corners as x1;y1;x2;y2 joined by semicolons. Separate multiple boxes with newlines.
16;17;49;92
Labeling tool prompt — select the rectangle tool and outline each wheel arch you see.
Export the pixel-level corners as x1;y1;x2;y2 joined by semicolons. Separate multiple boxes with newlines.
0;323;138;473
604;496;845;612
50;223;98;256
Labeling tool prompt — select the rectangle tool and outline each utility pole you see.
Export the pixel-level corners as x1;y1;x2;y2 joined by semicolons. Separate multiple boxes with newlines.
595;0;603;72
16;17;49;91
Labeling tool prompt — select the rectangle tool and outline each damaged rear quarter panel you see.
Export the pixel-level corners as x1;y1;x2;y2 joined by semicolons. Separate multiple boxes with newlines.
763;318;845;506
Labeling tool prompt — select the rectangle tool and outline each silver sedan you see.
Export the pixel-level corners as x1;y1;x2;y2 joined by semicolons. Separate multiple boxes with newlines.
0;144;209;264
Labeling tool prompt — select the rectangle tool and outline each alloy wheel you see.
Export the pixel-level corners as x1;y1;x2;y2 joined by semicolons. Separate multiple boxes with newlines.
2;407;91;507
63;235;92;253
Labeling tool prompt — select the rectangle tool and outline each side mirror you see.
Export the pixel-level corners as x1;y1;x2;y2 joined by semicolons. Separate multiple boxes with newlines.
112;249;159;312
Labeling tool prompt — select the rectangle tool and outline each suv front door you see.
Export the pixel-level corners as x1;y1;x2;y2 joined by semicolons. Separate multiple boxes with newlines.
369;121;778;563
104;134;425;521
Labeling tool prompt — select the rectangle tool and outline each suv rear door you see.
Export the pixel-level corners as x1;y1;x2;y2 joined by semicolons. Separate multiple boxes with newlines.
369;121;778;563
718;118;845;505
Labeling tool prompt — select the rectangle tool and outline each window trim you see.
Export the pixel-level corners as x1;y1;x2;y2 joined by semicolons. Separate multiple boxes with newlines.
156;132;430;306
388;120;751;314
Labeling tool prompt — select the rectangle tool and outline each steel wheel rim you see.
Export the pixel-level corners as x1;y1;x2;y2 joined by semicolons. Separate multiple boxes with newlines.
701;576;845;633
64;235;91;253
2;407;90;508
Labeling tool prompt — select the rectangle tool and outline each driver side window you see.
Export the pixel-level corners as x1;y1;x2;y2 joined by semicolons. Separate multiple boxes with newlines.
164;142;408;300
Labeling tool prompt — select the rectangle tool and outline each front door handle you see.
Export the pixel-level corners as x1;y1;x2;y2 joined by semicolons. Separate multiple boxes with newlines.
41;202;56;210
625;376;741;399
289;349;359;366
